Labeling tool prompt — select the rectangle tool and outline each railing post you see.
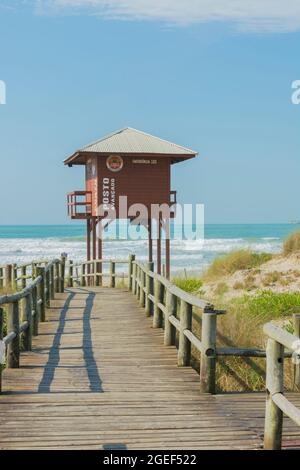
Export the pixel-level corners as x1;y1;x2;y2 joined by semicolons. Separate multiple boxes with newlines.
81;264;86;287
293;314;300;389
153;279;164;328
139;268;146;307
0;307;3;393
20;294;32;351
135;265;140;299
54;261;59;292
264;338;284;450
36;267;46;322
67;260;73;288
21;266;26;289
128;255;135;291
0;267;3;289
5;264;12;289
50;264;55;300
200;308;217;394
95;260;102;287
164;290;177;346
7;300;20;368
60;255;66;293
45;268;50;308
32;262;37;280
32;286;39;336
93;261;97;287
145;262;154;316
12;264;17;290
178;300;192;367
110;261;116;288
132;262;137;294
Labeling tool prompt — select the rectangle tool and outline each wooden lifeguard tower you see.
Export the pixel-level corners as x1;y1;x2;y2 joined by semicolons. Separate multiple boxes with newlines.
64;127;197;278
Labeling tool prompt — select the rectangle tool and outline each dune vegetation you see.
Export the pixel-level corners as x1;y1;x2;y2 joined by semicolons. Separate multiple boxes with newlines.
203;249;272;281
172;277;203;293
176;231;300;392
283;230;300;255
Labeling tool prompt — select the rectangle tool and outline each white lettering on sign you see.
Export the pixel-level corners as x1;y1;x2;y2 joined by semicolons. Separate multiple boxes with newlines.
132;159;157;164
102;177;116;209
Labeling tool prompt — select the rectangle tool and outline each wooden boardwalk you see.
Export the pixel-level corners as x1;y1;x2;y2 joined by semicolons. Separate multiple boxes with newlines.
1;287;300;450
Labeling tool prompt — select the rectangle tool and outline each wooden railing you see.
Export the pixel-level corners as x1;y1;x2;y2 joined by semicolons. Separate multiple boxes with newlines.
0;256;67;392
263;321;300;450
66;258;129;288
127;257;298;396
67;191;92;219
130;257;226;393
3;253;300;448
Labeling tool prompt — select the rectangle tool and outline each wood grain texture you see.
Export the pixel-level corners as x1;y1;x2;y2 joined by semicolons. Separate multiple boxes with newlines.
0;287;299;450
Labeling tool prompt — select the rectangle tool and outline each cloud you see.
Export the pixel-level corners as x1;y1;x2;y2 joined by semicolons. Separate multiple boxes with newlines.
11;0;300;32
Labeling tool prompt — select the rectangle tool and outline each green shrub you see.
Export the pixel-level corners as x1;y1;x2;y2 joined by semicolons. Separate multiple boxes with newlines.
203;250;272;281
172;277;203;293
283;230;300;255
228;290;300;321
206;290;300;392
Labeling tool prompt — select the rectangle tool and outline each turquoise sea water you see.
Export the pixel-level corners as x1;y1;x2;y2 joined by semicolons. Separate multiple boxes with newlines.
0;224;299;275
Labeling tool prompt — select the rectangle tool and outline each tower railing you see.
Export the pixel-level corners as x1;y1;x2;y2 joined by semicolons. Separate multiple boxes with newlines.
67;191;92;219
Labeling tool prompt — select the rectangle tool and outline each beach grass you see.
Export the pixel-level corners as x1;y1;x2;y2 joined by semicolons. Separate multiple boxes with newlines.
283;230;300;255
203;249;272;281
172;277;203;293
178;278;300;392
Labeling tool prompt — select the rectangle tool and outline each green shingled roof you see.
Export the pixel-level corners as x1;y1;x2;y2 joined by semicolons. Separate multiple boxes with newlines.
80;127;197;155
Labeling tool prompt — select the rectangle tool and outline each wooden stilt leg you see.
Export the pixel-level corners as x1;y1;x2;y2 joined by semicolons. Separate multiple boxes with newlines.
165;217;170;279
92;218;97;260
157;217;161;274
87;218;91;286
97;220;102;286
92;218;97;286
148;218;153;263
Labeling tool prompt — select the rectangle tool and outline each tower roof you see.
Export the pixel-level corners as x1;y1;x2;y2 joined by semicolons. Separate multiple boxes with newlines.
64;127;198;165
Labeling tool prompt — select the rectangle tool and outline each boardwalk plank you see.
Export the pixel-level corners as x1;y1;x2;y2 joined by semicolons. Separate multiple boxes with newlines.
0;287;298;450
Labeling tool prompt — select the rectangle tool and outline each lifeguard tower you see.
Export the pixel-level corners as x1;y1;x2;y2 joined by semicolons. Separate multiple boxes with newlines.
64;127;197;278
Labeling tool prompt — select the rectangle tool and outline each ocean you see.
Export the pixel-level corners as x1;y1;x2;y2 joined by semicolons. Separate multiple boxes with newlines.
0;224;298;276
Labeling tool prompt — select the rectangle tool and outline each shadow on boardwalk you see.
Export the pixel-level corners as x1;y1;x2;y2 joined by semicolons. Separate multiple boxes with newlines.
38;291;103;393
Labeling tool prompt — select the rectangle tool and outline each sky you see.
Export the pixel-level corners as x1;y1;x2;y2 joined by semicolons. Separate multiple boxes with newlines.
0;1;299;224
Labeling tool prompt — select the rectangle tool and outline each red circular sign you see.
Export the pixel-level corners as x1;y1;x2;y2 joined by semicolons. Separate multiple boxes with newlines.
106;155;123;172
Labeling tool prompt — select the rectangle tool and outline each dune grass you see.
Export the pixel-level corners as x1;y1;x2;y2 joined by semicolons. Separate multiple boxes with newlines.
283;230;300;255
213;291;300;391
176;279;300;392
172;277;203;293
203;249;272;281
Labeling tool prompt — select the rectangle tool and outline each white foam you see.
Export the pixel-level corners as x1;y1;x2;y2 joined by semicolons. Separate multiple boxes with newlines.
0;235;282;273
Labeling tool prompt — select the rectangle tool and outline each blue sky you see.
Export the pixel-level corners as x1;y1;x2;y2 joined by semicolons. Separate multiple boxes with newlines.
0;1;299;224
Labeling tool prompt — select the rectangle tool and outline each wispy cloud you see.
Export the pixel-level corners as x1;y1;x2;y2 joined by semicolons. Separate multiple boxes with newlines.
8;0;300;33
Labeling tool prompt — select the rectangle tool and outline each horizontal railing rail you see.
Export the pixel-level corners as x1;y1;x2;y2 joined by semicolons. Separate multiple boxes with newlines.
3;252;300;450
130;257;224;393
263;320;300;450
128;257;300;396
66;258;129;288
0;259;54;291
0;255;67;392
